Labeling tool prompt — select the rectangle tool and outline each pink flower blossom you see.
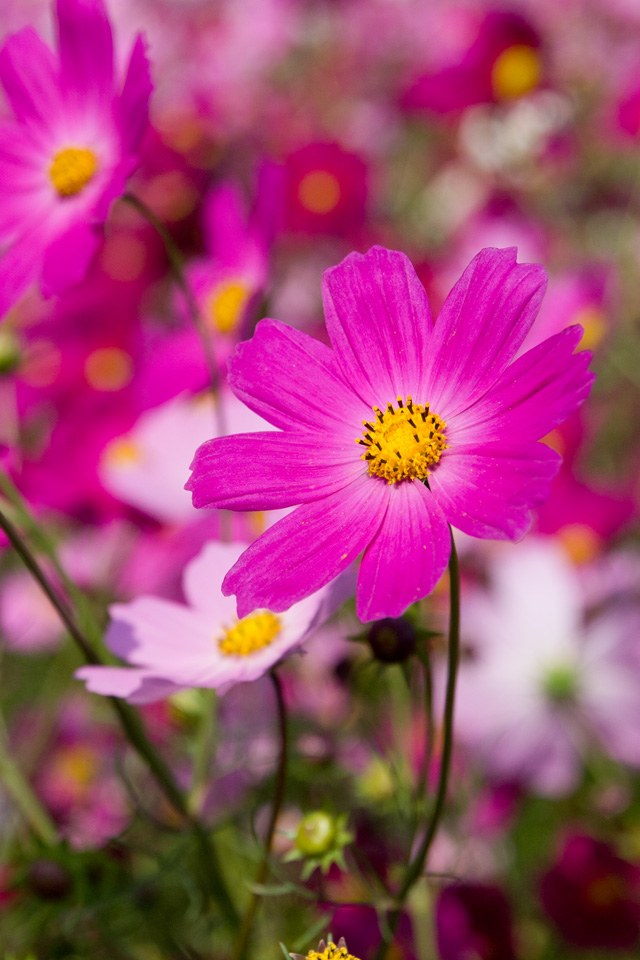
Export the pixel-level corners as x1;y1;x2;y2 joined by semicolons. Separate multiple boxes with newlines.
76;541;336;703
0;0;152;317
187;245;593;622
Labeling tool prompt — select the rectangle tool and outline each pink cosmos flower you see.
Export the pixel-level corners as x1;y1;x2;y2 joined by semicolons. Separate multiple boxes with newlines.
0;0;152;318
75;541;335;703
187;245;594;622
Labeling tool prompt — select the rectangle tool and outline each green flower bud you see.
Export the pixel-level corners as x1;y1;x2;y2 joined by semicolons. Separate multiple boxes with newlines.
295;811;336;856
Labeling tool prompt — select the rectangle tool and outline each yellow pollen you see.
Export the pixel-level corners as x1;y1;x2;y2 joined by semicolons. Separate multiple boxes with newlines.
84;347;134;392
217;611;281;657
357;396;447;484
491;44;541;100
298;170;341;214
50;147;98;197
306;940;361;960
207;280;249;333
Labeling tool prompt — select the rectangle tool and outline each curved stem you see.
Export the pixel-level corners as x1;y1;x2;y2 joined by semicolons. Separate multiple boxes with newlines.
374;529;460;959
0;505;238;929
121;191;227;437
0;714;59;846
232;670;289;960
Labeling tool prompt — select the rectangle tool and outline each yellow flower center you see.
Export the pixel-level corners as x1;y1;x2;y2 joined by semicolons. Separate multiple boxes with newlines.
298;170;341;214
357;396;447;484
104;438;142;467
491;44;541;100
84;347;134;392
218;611;282;657
306;939;361;960
50;147;98;197
207;280;249;333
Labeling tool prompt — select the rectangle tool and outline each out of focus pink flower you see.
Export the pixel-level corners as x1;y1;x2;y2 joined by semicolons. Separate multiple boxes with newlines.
455;538;640;795
0;0;152;317
436;882;516;960
401;11;543;115
284;142;368;237
540;833;640;950
76;541;338;703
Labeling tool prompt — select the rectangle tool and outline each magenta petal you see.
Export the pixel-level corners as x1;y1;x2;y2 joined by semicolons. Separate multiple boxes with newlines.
322;245;433;406
117;34;152;154
75;665;184;704
0;28;62;129
203;182;248;263
57;0;114;110
357;481;450;621
187;430;362;510
41;222;101;297
424;248;547;418
430;441;561;540
450;326;595;444
0;230;45;319
222;473;389;617
227;318;366;435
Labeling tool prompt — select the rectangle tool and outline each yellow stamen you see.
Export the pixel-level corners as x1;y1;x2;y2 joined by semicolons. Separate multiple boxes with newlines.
298;170;341;214
218;611;281;657
50;147;98;197
357;396;447;484
491;45;541;100
306;939;361;960
84;347;134;392
104;438;142;467
207;280;249;333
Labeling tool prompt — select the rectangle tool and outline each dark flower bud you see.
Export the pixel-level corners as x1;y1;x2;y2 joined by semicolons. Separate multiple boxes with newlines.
367;617;416;663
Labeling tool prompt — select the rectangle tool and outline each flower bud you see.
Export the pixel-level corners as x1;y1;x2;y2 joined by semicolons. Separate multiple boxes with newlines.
367;617;416;663
28;859;72;900
295;811;336;857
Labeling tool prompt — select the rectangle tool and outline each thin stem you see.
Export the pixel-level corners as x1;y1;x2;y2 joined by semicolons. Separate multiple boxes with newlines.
414;648;434;818
121;191;227;437
189;689;218;814
0;715;59;846
231;670;289;960
0;504;238;929
374;529;460;960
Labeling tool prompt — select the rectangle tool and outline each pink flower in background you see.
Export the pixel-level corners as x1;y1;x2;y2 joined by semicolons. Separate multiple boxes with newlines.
284;142;368;237
455;538;640;796
401;11;543;115
76;541;336;703
436;882;516;960
188;245;593;622
0;0;152;318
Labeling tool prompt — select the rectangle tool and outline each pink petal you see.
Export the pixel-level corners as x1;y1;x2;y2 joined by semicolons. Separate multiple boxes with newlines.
448;325;594;444
357;481;451;621
0;28;62;129
105;597;212;666
222;473;389;617
424;248;547;419
187;430;363;510
57;0;114;111
75;665;185;704
322;245;433;406
429;441;561;540
227;317;367;437
202;182;248;263
117;34;152;154
41;222;101;297
0;230;45;319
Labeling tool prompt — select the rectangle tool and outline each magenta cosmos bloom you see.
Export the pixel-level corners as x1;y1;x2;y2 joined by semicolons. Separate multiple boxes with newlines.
0;0;151;318
187;246;594;622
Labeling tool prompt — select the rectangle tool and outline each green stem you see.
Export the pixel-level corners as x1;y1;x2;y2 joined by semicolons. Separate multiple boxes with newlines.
231;670;289;960
375;530;460;960
189;689;218;814
121;192;227;434
414;647;434;824
0;505;238;929
0;715;59;846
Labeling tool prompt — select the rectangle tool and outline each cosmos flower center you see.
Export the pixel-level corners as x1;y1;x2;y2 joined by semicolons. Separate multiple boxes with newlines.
49;147;98;196
305;939;361;960
207;280;249;333
217;611;282;657
84;347;134;392
298;170;341;214
491;44;541;100
356;396;447;484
